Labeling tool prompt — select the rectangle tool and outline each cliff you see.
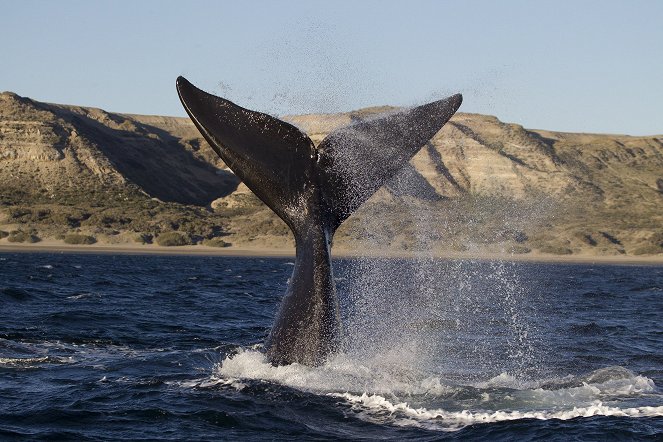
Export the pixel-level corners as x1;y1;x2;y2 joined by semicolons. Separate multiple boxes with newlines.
1;91;661;256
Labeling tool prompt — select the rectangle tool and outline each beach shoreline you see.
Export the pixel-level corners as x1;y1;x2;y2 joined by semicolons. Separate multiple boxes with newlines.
1;241;662;266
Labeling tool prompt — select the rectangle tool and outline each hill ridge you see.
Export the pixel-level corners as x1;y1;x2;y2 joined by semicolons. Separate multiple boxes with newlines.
1;92;661;256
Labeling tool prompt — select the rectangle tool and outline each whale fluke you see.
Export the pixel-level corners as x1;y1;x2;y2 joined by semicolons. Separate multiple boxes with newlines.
176;76;462;365
317;95;462;231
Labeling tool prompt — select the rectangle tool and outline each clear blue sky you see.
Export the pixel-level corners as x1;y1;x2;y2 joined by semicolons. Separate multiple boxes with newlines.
2;0;661;135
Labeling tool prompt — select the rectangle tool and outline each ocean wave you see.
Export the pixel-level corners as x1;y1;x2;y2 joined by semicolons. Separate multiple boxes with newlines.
213;348;662;431
476;366;655;396
1;287;31;301
0;355;74;367
66;292;101;300
331;393;663;431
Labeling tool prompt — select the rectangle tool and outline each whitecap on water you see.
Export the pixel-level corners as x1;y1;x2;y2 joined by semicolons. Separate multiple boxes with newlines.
66;292;101;300
0;355;74;367
213;348;663;431
331;393;663;431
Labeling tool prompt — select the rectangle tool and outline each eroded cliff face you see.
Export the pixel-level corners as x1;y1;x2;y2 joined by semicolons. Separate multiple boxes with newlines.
286;109;663;205
1;91;661;255
281;109;663;255
1;92;122;198
0;92;238;206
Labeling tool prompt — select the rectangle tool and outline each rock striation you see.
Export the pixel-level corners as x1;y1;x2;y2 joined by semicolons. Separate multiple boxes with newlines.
1;91;661;255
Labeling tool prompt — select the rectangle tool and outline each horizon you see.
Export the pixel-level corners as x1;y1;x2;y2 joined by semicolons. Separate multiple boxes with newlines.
2;0;662;136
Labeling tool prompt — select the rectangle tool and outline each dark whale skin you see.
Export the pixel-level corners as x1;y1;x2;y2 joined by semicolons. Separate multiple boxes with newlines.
176;76;461;366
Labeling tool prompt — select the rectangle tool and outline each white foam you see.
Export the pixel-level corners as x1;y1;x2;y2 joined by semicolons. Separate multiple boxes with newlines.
0;356;74;367
0;356;51;366
332;392;663;431
213;349;663;431
477;369;656;406
215;348;457;396
66;292;100;300
478;371;540;389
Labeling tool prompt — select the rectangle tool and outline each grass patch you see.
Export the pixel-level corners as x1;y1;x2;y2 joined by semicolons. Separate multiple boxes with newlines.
7;231;40;243
509;245;531;254
631;244;663;255
63;234;97;245
202;237;231;247
537;244;573;255
156;232;191;246
133;233;153;244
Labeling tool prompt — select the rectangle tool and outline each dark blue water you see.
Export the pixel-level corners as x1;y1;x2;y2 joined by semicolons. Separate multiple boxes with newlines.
1;252;661;440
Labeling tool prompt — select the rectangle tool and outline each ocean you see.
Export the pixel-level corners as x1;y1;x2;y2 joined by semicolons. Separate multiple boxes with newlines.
1;252;661;440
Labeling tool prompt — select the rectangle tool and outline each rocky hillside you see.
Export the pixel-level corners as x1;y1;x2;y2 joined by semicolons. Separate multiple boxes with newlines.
1;91;661;255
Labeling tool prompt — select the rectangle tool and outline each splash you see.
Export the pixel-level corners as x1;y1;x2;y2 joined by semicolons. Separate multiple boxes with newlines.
317;104;548;380
209;118;661;430
214;349;662;431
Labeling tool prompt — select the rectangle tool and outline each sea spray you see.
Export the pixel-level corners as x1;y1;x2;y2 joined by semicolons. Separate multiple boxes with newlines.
332;127;546;381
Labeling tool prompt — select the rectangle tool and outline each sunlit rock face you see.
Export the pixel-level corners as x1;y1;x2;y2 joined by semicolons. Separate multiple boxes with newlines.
1;91;662;255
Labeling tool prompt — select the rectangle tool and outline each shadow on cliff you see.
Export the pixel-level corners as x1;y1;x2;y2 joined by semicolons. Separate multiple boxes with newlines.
386;163;442;201
41;103;240;206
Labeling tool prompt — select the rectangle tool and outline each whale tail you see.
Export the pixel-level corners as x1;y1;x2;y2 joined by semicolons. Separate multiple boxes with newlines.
176;76;461;365
176;76;461;232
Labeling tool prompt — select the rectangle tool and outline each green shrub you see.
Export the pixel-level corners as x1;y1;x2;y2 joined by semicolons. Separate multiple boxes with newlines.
632;244;663;255
450;243;468;252
513;231;528;243
7;232;40;243
156;232;190;246
649;232;663;247
49;209;92;228
538;244;573;255
0;230;8;239
7;207;32;220
134;233;153;244
202;237;231;248
63;234;97;245
33;209;51;221
509;245;531;254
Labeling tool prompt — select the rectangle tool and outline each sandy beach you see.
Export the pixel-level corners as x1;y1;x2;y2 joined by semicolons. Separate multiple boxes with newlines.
2;240;662;266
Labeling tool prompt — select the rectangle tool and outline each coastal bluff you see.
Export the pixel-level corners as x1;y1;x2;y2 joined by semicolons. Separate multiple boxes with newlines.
1;91;661;257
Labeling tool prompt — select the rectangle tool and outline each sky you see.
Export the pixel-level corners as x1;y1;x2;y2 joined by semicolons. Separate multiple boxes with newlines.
2;0;662;135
